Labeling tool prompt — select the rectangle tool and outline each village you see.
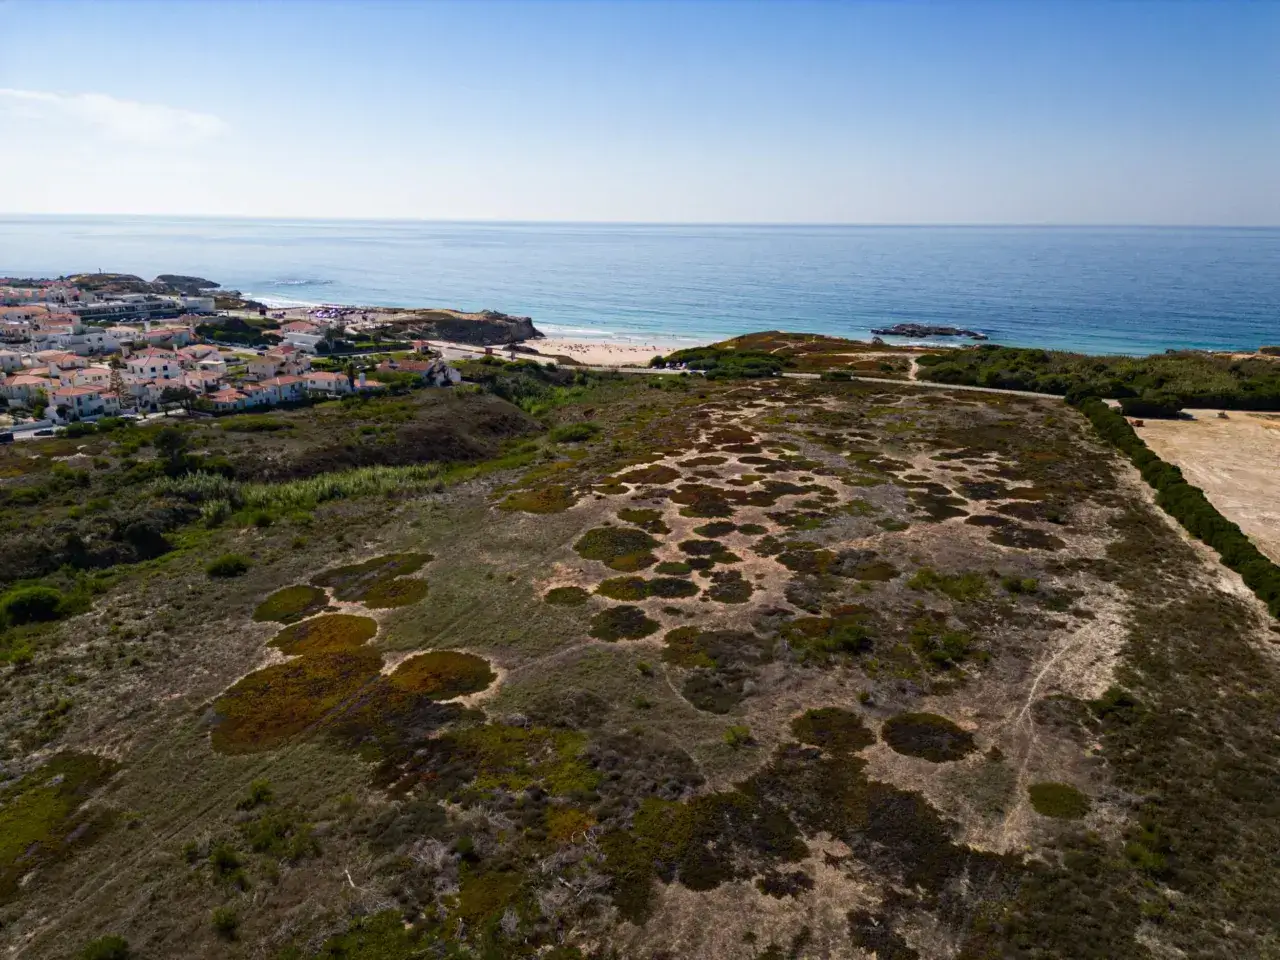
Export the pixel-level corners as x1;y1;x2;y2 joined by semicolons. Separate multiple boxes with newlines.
0;277;465;437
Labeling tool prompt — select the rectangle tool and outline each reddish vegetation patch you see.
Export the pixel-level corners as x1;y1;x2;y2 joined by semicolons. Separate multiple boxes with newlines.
500;485;578;514
270;614;378;655
312;553;433;602
389;651;496;700
362;576;430;609
616;464;681;486
253;584;329;624
211;650;384;754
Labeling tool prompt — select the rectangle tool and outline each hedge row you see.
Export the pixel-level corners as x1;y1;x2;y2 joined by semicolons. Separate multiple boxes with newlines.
1075;397;1280;617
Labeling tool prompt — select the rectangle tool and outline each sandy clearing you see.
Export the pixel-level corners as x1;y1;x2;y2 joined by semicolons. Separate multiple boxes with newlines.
1134;410;1280;563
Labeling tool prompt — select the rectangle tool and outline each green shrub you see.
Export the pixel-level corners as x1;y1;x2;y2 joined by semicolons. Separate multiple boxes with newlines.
211;906;239;939
881;712;976;762
79;935;130;960
724;725;753;748
207;554;251;578
908;567;990;602
221;415;293;432
589;605;660;641
1001;575;1039;594
791;708;875;754
236;779;274;810
0;585;66;626
1119;391;1183;419
544;586;590;606
253;584;328;623
574;527;660;572
1027;781;1091;819
549;422;600;443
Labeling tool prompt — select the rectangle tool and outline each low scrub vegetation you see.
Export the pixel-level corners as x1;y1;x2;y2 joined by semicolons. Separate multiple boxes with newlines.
919;345;1280;410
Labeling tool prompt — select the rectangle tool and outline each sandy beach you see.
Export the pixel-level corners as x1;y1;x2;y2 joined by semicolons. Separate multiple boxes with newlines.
523;337;695;367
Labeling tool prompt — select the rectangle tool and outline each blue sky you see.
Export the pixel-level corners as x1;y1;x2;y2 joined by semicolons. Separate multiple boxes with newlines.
0;0;1275;223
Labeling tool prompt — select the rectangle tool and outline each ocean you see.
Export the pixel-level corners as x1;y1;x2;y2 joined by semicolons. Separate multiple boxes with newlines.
1;216;1276;355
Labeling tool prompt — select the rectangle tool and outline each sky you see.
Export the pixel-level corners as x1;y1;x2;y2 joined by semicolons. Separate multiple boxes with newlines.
0;0;1276;224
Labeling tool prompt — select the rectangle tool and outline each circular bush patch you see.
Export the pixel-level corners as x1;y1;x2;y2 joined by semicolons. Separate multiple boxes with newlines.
655;561;692;575
211;649;383;753
708;570;752;603
589;605;660;641
254;585;329;624
882;712;976;762
791;707;875;754
270;614;378;655
1027;781;1090;819
545;586;590;606
693;521;737;537
616;464;681;486
501;485;577;514
362;577;429;609
616;508;670;534
990;525;1066;551
574;527;660;572
389;651;495;700
597;577;650;601
648;577;699;599
312;553;432;601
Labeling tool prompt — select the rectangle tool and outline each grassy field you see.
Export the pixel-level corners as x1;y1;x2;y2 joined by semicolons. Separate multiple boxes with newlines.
0;362;1276;959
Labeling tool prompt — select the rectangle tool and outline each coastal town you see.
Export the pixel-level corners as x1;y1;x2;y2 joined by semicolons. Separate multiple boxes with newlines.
0;274;476;437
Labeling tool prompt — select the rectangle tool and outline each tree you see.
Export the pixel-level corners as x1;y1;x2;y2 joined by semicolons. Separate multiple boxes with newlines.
154;426;189;474
344;361;358;390
160;385;198;415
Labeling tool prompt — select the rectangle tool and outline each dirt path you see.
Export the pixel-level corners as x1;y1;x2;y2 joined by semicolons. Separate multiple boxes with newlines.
1135;411;1280;563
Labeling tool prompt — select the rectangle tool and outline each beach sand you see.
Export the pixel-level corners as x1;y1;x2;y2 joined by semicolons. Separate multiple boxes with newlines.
523;337;694;367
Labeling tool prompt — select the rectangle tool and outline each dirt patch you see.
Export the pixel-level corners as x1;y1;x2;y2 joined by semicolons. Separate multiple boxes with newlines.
1135;411;1280;563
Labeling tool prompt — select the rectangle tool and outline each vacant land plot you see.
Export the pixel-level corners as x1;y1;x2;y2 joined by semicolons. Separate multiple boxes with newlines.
1;371;1276;960
1136;410;1280;562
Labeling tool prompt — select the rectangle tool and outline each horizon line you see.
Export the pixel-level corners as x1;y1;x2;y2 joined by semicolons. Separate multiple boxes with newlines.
1;213;1276;230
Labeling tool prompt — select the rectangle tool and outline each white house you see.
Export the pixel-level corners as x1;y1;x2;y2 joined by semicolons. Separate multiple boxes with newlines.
248;345;311;380
208;387;247;411
35;350;88;370
0;373;50;403
0;349;23;373
51;384;119;420
261;375;307;402
71;365;113;388
183;370;223;393
305;371;353;395
125;348;182;381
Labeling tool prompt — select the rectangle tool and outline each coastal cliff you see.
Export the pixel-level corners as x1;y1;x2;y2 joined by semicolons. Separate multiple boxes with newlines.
392;308;544;346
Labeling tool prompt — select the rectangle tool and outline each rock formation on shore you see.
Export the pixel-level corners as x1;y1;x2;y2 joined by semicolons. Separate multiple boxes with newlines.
393;309;544;346
870;322;988;340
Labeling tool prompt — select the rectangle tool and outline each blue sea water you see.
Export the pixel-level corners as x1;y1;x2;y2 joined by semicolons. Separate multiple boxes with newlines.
0;216;1276;355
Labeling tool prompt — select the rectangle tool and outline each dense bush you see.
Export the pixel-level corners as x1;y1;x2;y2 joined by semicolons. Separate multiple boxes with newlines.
1118;391;1183;418
79;936;130;960
548;421;600;443
651;346;787;379
1075;397;1280;617
918;345;1280;410
206;554;251;578
0;585;67;626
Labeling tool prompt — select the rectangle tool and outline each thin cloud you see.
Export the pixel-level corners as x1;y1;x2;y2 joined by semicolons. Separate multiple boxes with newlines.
0;88;228;146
